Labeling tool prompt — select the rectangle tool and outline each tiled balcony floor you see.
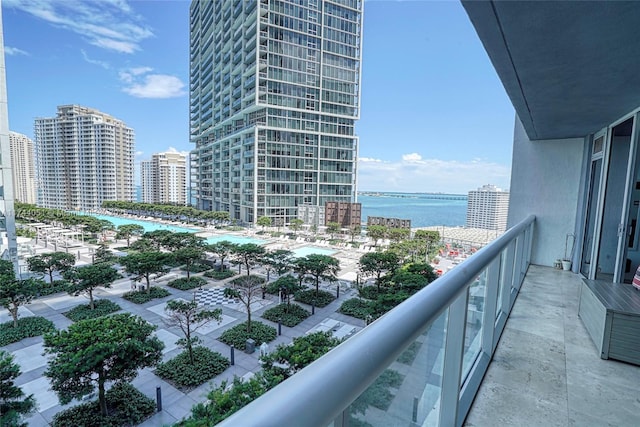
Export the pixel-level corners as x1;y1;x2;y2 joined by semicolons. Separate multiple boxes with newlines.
465;265;640;426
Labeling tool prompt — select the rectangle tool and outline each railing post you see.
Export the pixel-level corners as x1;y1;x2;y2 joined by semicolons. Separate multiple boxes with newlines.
502;240;516;313
481;257;501;357
439;289;469;427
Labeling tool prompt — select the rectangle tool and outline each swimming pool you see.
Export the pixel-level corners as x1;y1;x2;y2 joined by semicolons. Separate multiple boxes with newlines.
74;212;198;233
291;246;337;258
206;235;267;245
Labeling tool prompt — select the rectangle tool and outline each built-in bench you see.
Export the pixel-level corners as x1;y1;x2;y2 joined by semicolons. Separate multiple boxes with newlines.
579;279;640;366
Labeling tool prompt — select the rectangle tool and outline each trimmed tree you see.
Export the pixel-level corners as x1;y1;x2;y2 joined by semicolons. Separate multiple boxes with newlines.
207;241;238;271
115;224;145;247
387;227;410;243
296;254;340;296
349;225;361;243
64;264;121;310
366;225;387;247
0;350;36;427
164;299;222;364
43;313;164;417
224;275;265;333
326;221;341;239
256;216;272;231
120;251;170;294
162;232;205;252
0;261;40;327
232;243;266;276
262;249;294;282
27;252;76;284
140;229;174;251
93;242;116;265
267;274;303;306
174;246;206;280
289;218;303;235
359;251;400;292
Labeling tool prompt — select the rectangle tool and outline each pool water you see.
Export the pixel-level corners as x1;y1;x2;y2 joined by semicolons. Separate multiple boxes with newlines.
74;212;198;233
206;235;267;245
291;246;337;258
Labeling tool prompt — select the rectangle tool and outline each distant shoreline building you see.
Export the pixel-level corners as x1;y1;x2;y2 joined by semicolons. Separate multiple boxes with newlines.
325;201;361;228
367;216;411;229
8;131;36;204
141;151;187;205
189;0;364;225
34;105;135;210
466;184;510;231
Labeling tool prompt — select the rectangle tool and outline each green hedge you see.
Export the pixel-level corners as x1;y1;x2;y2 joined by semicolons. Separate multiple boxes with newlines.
0;316;56;346
338;298;372;320
156;347;229;390
37;280;70;297
64;300;121;322
204;269;236;280
261;303;310;327
122;287;171;304
168;277;207;290
181;263;212;273
397;341;422;365
353;369;404;412
51;382;156;427
294;289;335;307
358;285;381;300
219;322;277;350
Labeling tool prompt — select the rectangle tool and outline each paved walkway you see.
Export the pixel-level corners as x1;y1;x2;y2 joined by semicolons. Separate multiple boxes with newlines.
2;250;364;426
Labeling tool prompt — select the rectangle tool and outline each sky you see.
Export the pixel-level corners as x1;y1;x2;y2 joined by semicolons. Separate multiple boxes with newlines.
2;0;515;195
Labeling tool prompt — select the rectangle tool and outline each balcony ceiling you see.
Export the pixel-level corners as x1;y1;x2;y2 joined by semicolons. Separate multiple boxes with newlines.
462;0;640;140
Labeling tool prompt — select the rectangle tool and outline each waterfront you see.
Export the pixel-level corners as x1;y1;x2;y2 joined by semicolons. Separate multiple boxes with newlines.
359;192;467;228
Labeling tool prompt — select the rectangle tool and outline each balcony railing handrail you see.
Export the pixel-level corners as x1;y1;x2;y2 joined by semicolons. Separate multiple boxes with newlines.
218;215;536;427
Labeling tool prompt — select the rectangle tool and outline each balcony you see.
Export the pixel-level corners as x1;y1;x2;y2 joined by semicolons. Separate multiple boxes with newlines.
465;265;640;426
215;215;640;426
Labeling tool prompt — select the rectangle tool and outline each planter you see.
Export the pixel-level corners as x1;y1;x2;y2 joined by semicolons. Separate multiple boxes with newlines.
562;260;572;271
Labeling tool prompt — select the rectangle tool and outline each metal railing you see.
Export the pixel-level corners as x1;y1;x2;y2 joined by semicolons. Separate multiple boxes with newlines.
218;215;535;427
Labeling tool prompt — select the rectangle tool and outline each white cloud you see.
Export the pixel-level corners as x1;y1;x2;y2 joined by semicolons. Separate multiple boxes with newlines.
167;147;190;156
4;46;29;56
5;0;153;54
120;69;186;99
135;151;144;157
80;49;109;69
358;153;510;194
91;38;138;54
402;153;422;162
359;157;383;163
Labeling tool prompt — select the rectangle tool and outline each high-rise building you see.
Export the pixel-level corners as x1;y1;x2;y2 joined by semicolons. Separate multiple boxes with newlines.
0;8;18;270
466;184;509;231
189;0;363;225
8;131;36;204
34;105;135;211
140;151;187;205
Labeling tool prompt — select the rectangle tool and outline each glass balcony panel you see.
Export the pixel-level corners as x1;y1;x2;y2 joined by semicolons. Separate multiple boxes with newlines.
496;247;508;316
345;310;447;427
461;269;487;380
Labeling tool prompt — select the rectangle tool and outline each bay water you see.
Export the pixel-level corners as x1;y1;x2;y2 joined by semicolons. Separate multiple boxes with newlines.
358;192;467;228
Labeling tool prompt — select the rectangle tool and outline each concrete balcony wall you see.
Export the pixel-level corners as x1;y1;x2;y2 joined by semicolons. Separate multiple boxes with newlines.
507;117;587;267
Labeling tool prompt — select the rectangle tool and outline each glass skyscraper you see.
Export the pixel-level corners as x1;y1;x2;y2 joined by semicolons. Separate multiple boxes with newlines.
190;0;363;225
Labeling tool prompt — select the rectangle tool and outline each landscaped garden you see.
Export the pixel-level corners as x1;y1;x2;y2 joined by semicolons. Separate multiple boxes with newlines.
3;211;445;427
